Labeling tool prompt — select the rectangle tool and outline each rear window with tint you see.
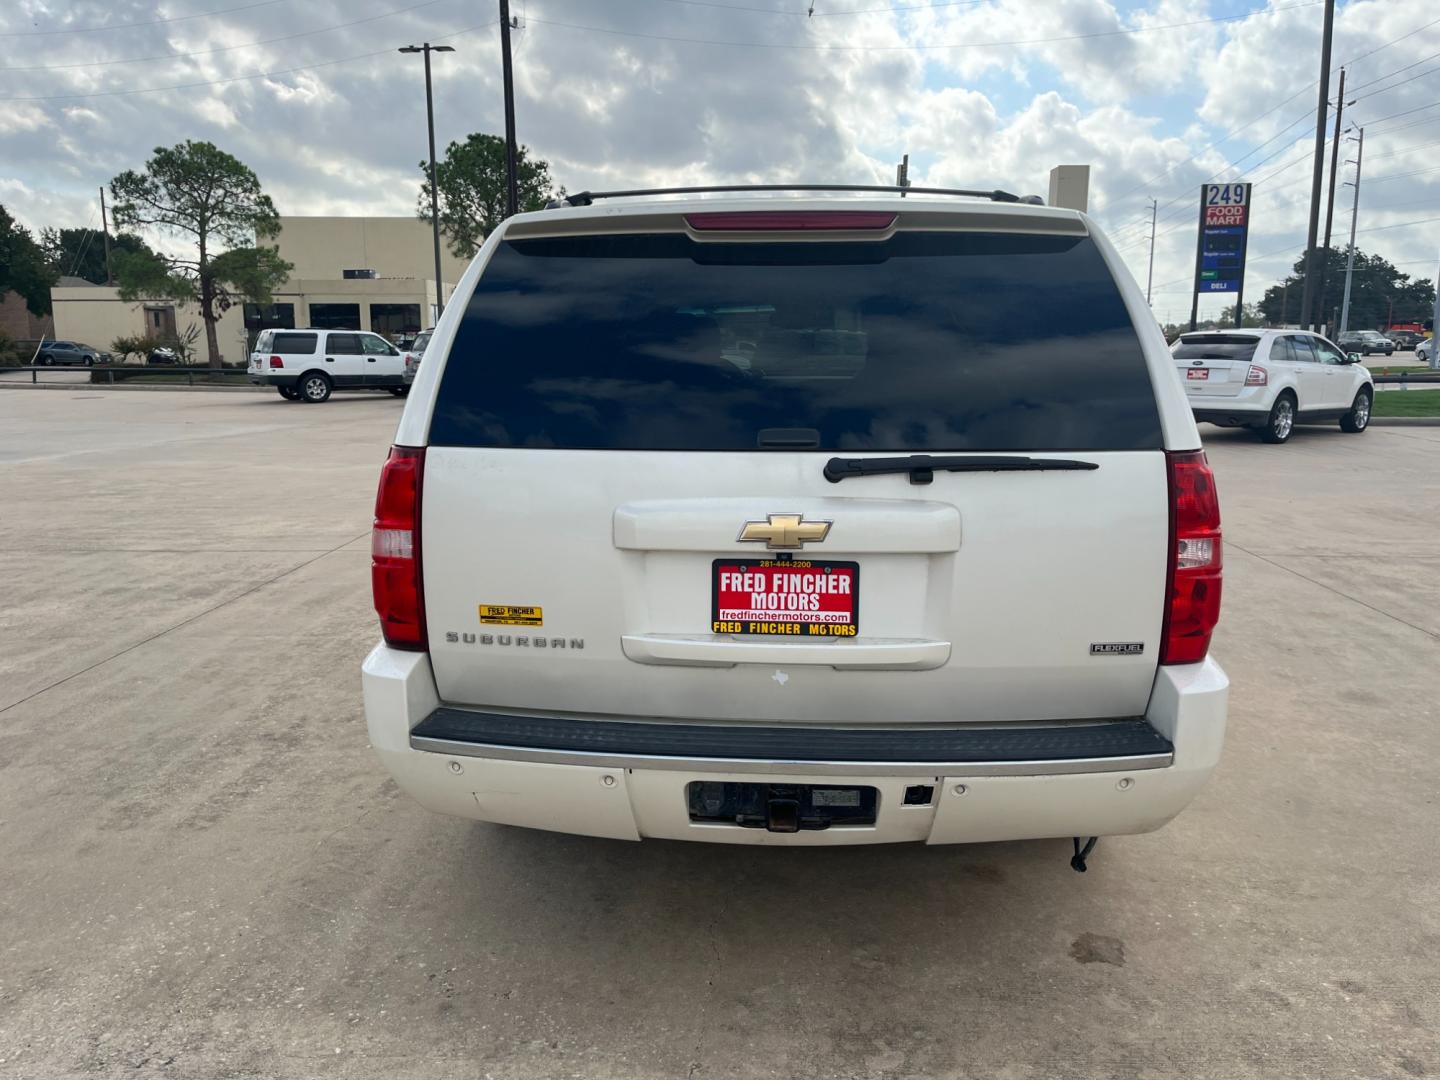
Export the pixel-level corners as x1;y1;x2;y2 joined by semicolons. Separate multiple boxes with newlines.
430;231;1161;451
1173;336;1259;361
272;333;317;355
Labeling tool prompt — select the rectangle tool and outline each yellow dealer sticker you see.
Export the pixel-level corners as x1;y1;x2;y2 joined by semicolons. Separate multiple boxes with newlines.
479;604;543;627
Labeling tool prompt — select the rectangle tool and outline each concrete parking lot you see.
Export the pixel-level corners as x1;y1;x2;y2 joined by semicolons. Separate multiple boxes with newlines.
1;388;1438;1079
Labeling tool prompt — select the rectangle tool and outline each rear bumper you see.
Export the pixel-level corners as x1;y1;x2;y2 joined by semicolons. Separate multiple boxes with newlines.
1188;384;1272;425
248;372;299;387
362;645;1228;845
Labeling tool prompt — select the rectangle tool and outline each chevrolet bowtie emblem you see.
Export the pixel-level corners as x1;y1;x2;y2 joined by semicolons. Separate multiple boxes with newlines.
737;513;832;551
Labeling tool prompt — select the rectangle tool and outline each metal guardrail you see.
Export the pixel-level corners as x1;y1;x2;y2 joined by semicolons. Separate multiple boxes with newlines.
0;364;252;386
1373;371;1440;383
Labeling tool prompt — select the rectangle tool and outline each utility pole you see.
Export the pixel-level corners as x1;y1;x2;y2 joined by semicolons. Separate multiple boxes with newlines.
1315;67;1350;331
896;154;910;197
1339;127;1364;334
399;42;455;319
1282;280;1289;325
498;0;520;218
1145;197;1157;304
1298;0;1336;332
98;186;114;286
1431;250;1440;369
1188;192;1206;331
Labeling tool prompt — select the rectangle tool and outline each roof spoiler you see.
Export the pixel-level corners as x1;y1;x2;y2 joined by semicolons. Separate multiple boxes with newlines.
547;184;1046;208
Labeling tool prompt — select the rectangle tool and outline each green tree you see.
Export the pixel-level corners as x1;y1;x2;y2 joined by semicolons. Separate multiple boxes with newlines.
41;226;156;286
1258;246;1435;332
109;141;292;368
1217;302;1264;328
418;133;561;258
0;204;58;316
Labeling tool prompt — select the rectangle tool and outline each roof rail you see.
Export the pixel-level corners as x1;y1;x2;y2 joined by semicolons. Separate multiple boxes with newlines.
548;184;1045;208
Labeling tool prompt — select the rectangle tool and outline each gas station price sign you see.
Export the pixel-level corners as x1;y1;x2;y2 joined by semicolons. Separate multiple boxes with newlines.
1196;183;1251;294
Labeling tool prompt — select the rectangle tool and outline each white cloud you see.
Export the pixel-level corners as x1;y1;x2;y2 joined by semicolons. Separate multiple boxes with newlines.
0;0;1433;323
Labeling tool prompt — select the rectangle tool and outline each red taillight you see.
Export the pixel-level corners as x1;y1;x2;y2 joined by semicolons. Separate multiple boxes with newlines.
372;446;426;650
1162;450;1222;665
1245;364;1267;385
685;211;897;232
269;356;284;368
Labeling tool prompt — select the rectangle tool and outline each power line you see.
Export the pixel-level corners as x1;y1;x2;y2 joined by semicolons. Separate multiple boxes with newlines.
0;0;288;37
649;0;989;13
7;0;452;71
1110;125;1327;249
1099;14;1440;221
1364;194;1440;212
1354;214;1440;234
1360;98;1440;128
522;1;1324;53
1360;114;1440;137
1099;86;1315;215
0;19;497;101
1363;164;1440;185
1364;139;1440;161
1123;104;1436;243
1346;48;1440;92
1350;63;1440;102
810;0;990;14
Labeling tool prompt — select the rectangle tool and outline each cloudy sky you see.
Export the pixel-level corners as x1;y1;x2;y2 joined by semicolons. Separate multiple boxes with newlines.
2;0;1437;322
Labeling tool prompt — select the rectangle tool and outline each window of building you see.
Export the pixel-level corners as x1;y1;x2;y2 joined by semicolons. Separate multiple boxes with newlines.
144;306;178;341
243;303;296;351
243;303;296;332
308;303;361;330
369;303;422;341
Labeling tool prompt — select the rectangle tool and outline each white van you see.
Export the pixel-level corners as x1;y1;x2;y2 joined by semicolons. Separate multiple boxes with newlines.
362;186;1228;868
248;328;407;402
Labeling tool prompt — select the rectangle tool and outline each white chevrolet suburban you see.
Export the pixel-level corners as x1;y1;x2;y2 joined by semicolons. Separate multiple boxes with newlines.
362;186;1227;868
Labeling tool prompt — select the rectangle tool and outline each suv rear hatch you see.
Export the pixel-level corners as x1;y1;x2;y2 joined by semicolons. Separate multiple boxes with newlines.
418;211;1172;725
1172;334;1260;398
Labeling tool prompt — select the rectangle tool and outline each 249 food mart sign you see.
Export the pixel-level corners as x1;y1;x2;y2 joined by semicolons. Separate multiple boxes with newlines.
1194;182;1251;294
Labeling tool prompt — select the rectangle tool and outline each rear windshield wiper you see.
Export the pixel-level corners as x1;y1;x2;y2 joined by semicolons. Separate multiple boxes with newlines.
824;454;1099;485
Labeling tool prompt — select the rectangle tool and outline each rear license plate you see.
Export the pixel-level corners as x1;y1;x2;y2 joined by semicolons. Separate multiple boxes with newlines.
712;558;858;637
1186;368;1209;380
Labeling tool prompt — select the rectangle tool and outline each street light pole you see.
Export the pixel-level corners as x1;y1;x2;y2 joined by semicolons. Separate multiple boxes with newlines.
399;42;455;320
1339;127;1364;335
498;0;520;217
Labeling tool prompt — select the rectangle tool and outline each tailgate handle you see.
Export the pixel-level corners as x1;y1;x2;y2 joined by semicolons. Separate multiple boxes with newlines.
824;454;1100;485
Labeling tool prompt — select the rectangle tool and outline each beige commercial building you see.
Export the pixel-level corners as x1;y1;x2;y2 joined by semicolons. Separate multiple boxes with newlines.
49;216;468;365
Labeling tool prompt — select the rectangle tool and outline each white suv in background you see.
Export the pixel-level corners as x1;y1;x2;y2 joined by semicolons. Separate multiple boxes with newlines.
1172;329;1374;443
362;186;1228;868
248;328;407;402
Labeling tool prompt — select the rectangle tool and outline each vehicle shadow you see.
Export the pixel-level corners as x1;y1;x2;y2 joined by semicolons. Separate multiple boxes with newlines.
447;818;1089;960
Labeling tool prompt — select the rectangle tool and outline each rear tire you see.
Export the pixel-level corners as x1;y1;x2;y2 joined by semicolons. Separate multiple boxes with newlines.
277;386;299;400
389;387;408;397
1339;388;1371;433
1260;393;1296;444
298;372;332;403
